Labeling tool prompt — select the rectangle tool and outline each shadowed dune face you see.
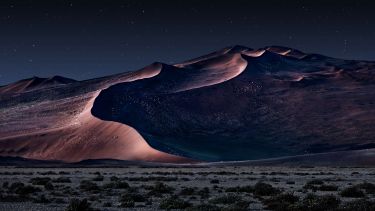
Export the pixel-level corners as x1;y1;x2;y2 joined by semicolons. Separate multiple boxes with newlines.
1;45;375;163
92;47;375;161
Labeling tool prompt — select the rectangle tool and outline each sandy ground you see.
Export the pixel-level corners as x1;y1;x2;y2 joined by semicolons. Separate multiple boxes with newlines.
0;166;374;210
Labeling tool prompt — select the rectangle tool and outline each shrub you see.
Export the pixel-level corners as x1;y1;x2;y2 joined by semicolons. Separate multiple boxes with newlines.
225;186;253;193
197;187;210;199
2;182;9;188
210;179;219;184
79;180;100;192
186;203;220;211
306;179;324;185
33;194;51;204
303;179;327;191
9;182;41;195
119;197;134;208
29;177;51;186
209;194;242;204
44;182;54;191
120;193;146;203
340;186;365;198
223;200;250;210
318;184;338;191
253;182;280;196
180;187;195;195
357;182;375;194
110;176;119;181
263;192;299;211
92;175;104;182
9;182;25;192
295;194;340;211
147;182;174;196
103;202;111;207
341;199;375;211
52;177;71;183
159;196;191;209
102;181;129;189
65;198;93;211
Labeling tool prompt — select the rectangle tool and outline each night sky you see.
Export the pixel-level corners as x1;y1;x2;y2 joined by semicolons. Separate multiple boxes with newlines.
1;0;374;85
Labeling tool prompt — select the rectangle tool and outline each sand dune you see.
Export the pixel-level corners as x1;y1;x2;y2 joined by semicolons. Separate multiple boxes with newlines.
1;45;375;164
0;76;76;94
0;64;190;163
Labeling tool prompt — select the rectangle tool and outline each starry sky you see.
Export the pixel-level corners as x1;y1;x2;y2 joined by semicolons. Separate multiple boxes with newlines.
0;0;374;85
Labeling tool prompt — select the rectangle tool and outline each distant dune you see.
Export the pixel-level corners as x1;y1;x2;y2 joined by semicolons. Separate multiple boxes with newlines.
1;45;375;165
0;76;76;94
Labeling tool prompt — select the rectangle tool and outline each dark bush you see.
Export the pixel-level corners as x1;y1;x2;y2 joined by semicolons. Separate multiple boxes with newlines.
9;182;41;195
180;187;195;195
103;202;112;207
357;182;375;194
44;182;54;191
303;179;327;191
103;180;129;189
225;186;253;193
110;176;119;181
263;192;299;211
33;194;51;204
120;193;146;203
186;203;220;211
65;198;93;211
223;200;250;210
2;182;9;188
147;182;174;196
295;194;340;211
29;177;51;186
210;179;219;184
340;186;365;198
341;199;375;211
92;175;104;182
197;187;210;199
306;179;324;185
159;196;191;209
79;180;100;192
52;177;71;183
318;184;338;191
253;182;280;196
209;194;242;204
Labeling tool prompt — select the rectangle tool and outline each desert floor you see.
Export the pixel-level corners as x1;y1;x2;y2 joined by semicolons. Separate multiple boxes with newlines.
0;166;374;210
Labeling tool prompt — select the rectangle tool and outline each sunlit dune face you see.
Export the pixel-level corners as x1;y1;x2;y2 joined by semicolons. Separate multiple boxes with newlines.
174;47;233;68
242;49;266;57
172;53;248;92
278;49;292;56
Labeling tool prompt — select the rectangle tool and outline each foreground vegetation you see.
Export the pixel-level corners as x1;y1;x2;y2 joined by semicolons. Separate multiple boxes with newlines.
0;166;374;210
